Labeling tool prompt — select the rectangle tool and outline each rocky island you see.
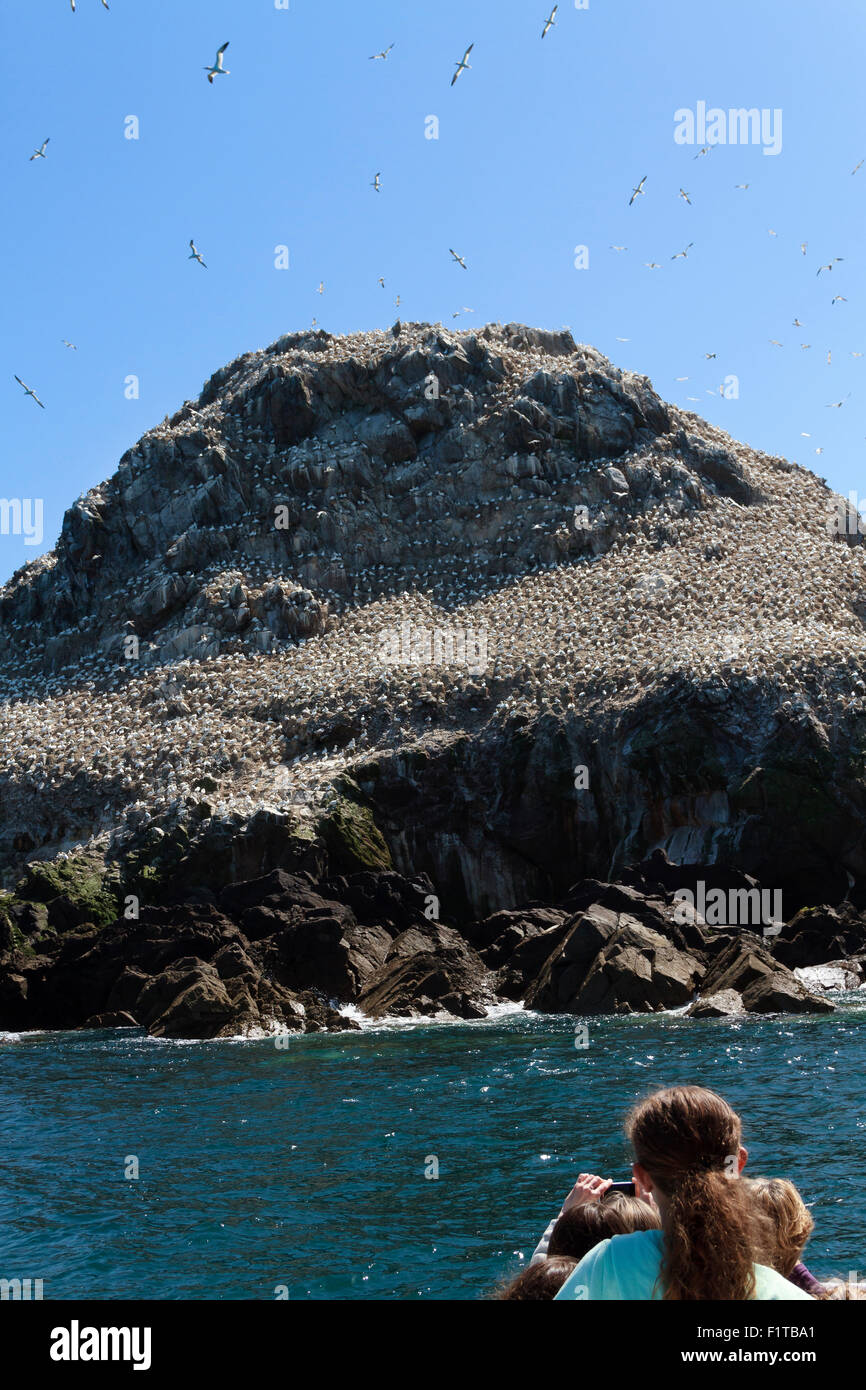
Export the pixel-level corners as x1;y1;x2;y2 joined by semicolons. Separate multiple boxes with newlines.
2;322;865;1037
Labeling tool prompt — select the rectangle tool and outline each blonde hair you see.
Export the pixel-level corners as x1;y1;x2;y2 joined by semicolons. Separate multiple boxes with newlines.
744;1177;814;1278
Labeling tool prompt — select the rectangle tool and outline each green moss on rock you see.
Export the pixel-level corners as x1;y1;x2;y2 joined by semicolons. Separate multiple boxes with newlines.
14;856;121;928
318;785;392;873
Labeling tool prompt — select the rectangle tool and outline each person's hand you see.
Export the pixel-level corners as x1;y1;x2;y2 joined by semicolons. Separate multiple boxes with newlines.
561;1173;612;1212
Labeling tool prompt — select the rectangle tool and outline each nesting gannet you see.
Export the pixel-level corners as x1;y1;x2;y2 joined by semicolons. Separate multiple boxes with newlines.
451;44;474;86
629;175;647;206
14;375;45;408
449;249;468;269
541;6;558;38
369;44;395;61
30;139;49;161
188;239;207;268
204;42;230;84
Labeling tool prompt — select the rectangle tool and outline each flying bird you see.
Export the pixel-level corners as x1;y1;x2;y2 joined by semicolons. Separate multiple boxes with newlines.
317;281;324;294
704;352;717;360
609;245;628;252
204;42;230;84
679;188;692;204
542;6;558;38
817;259;843;275
800;243;808;255
371;172;382;192
188;239;207;268
852;159;864;175
769;339;783;348
793;318;803;327
735;183;750;190
694;145;711;159
671;243;694;260
629;176;647;206
370;44;395;61
30;138;49;161
377;277;385;288
61;339;77;350
14;375;45;408
451;44;473;86
644;262;661;270
827;396;851;408
449;249;468;269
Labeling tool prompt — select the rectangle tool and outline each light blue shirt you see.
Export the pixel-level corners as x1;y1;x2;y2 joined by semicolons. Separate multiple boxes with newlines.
554;1230;814;1300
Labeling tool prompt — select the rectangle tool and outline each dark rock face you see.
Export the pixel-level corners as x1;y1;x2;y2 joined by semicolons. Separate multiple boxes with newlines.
0;858;852;1039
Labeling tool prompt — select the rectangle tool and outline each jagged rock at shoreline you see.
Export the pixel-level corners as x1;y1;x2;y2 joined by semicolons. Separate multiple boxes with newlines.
0;862;852;1039
2;321;866;1033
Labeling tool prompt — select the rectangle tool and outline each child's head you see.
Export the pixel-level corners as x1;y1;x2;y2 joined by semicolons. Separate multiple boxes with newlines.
494;1257;578;1300
744;1177;814;1277
547;1191;660;1262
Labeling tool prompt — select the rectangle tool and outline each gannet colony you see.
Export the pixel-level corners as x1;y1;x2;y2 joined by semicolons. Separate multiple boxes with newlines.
1;322;865;1036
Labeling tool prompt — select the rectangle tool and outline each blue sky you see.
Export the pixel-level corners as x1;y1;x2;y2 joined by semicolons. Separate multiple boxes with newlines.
1;0;864;582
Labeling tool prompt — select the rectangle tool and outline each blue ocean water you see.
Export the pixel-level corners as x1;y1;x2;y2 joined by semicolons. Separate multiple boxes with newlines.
1;1004;864;1300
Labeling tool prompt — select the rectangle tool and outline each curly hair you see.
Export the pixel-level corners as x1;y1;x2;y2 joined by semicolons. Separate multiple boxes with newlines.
744;1177;814;1278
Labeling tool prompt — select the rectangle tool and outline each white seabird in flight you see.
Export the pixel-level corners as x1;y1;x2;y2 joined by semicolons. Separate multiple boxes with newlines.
451;44;473;86
204;43;230;84
14;375;45;408
370;44;395;61
30;138;49;161
542;7;558;38
188;239;207;268
449;249;468;269
62;339;77;350
629;175;647;206
371;172;382;193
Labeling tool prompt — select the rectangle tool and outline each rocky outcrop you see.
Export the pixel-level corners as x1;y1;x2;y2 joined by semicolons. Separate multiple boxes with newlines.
1;853;857;1037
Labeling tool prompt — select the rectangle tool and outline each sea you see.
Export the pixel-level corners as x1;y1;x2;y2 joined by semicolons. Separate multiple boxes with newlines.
1;1000;864;1300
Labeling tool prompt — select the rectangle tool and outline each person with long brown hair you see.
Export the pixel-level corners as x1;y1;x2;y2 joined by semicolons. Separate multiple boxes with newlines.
555;1085;814;1301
